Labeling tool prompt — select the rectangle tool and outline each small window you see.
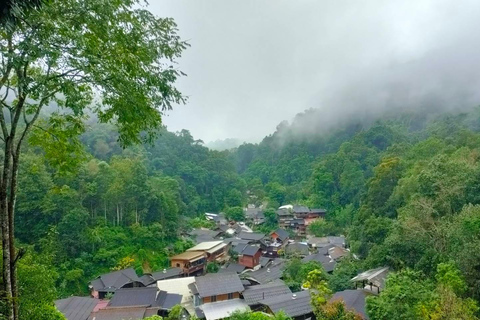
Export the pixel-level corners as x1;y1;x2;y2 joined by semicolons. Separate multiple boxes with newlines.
228;293;234;300
176;263;181;267
211;295;217;302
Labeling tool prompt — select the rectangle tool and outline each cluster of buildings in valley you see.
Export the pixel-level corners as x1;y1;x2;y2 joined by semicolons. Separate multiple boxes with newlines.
55;205;390;320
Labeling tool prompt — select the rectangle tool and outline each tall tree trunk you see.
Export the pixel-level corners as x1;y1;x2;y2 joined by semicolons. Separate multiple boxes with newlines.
1;138;13;320
9;153;19;320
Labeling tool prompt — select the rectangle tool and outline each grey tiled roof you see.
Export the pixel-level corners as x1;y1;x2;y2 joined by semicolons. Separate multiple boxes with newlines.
237;232;265;241
225;263;246;273
302;253;336;273
55;296;98;320
108;287;182;309
233;243;248;254
331;289;371;319
272;228;289;241
260;257;272;268
141;267;183;285
260;290;312;318
242;280;292;305
88;307;154;320
194;272;244;297
156;290;183;310
245;262;285;284
90;268;143;292
241;245;261;256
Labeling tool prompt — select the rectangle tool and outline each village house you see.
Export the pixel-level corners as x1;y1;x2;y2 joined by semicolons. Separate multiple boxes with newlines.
170;251;207;276
260;290;315;320
245;207;265;225
277;205;327;236
302;252;336;273
89;268;145;299
351;267;390;294
106;287;183;318
200;299;250;320
245;260;286;285
188;228;223;244
267;228;289;257
157;277;197;315
193;272;245;305
186;241;230;263
238;245;262;269
141;267;184;286
284;242;310;257
331;289;372;319
242;279;291;310
55;296;99;320
87;306;160;319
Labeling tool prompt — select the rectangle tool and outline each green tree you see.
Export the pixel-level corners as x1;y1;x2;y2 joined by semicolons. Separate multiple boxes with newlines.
225;207;245;222
0;0;188;317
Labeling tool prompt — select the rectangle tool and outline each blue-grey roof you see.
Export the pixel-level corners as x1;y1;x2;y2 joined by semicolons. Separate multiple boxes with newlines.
242;280;292;305
272;228;289;241
331;290;370;319
195;272;244;297
156;290;183;310
108;287;181;309
90;268;143;292
302;253;336;273
141;267;184;285
246;262;285;284
55;296;98;320
260;290;313;318
241;245;261;256
219;263;246;274
237;232;265;241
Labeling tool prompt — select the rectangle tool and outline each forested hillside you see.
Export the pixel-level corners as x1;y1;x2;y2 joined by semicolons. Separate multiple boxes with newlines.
12;106;480;318
15;124;246;300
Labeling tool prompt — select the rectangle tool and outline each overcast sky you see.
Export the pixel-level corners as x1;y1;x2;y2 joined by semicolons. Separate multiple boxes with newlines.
150;1;480;143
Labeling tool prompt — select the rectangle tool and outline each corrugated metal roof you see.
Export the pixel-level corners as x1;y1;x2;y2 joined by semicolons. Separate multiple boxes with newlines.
157;277;196;305
201;299;250;320
194;273;244;297
187;241;224;252
260;290;312;318
170;251;206;261
243;280;292;305
55;296;98;320
351;267;389;289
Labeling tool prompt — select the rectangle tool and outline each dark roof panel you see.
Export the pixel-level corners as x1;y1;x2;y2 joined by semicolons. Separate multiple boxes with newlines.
194;272;244;297
272;228;289;241
246;262;285;284
260;290;312;318
90;268;143;292
156;290;183;310
241;245;261;256
243;280;292;305
88;307;148;320
108;287;158;307
55;296;98;320
331;290;370;319
237;232;265;241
